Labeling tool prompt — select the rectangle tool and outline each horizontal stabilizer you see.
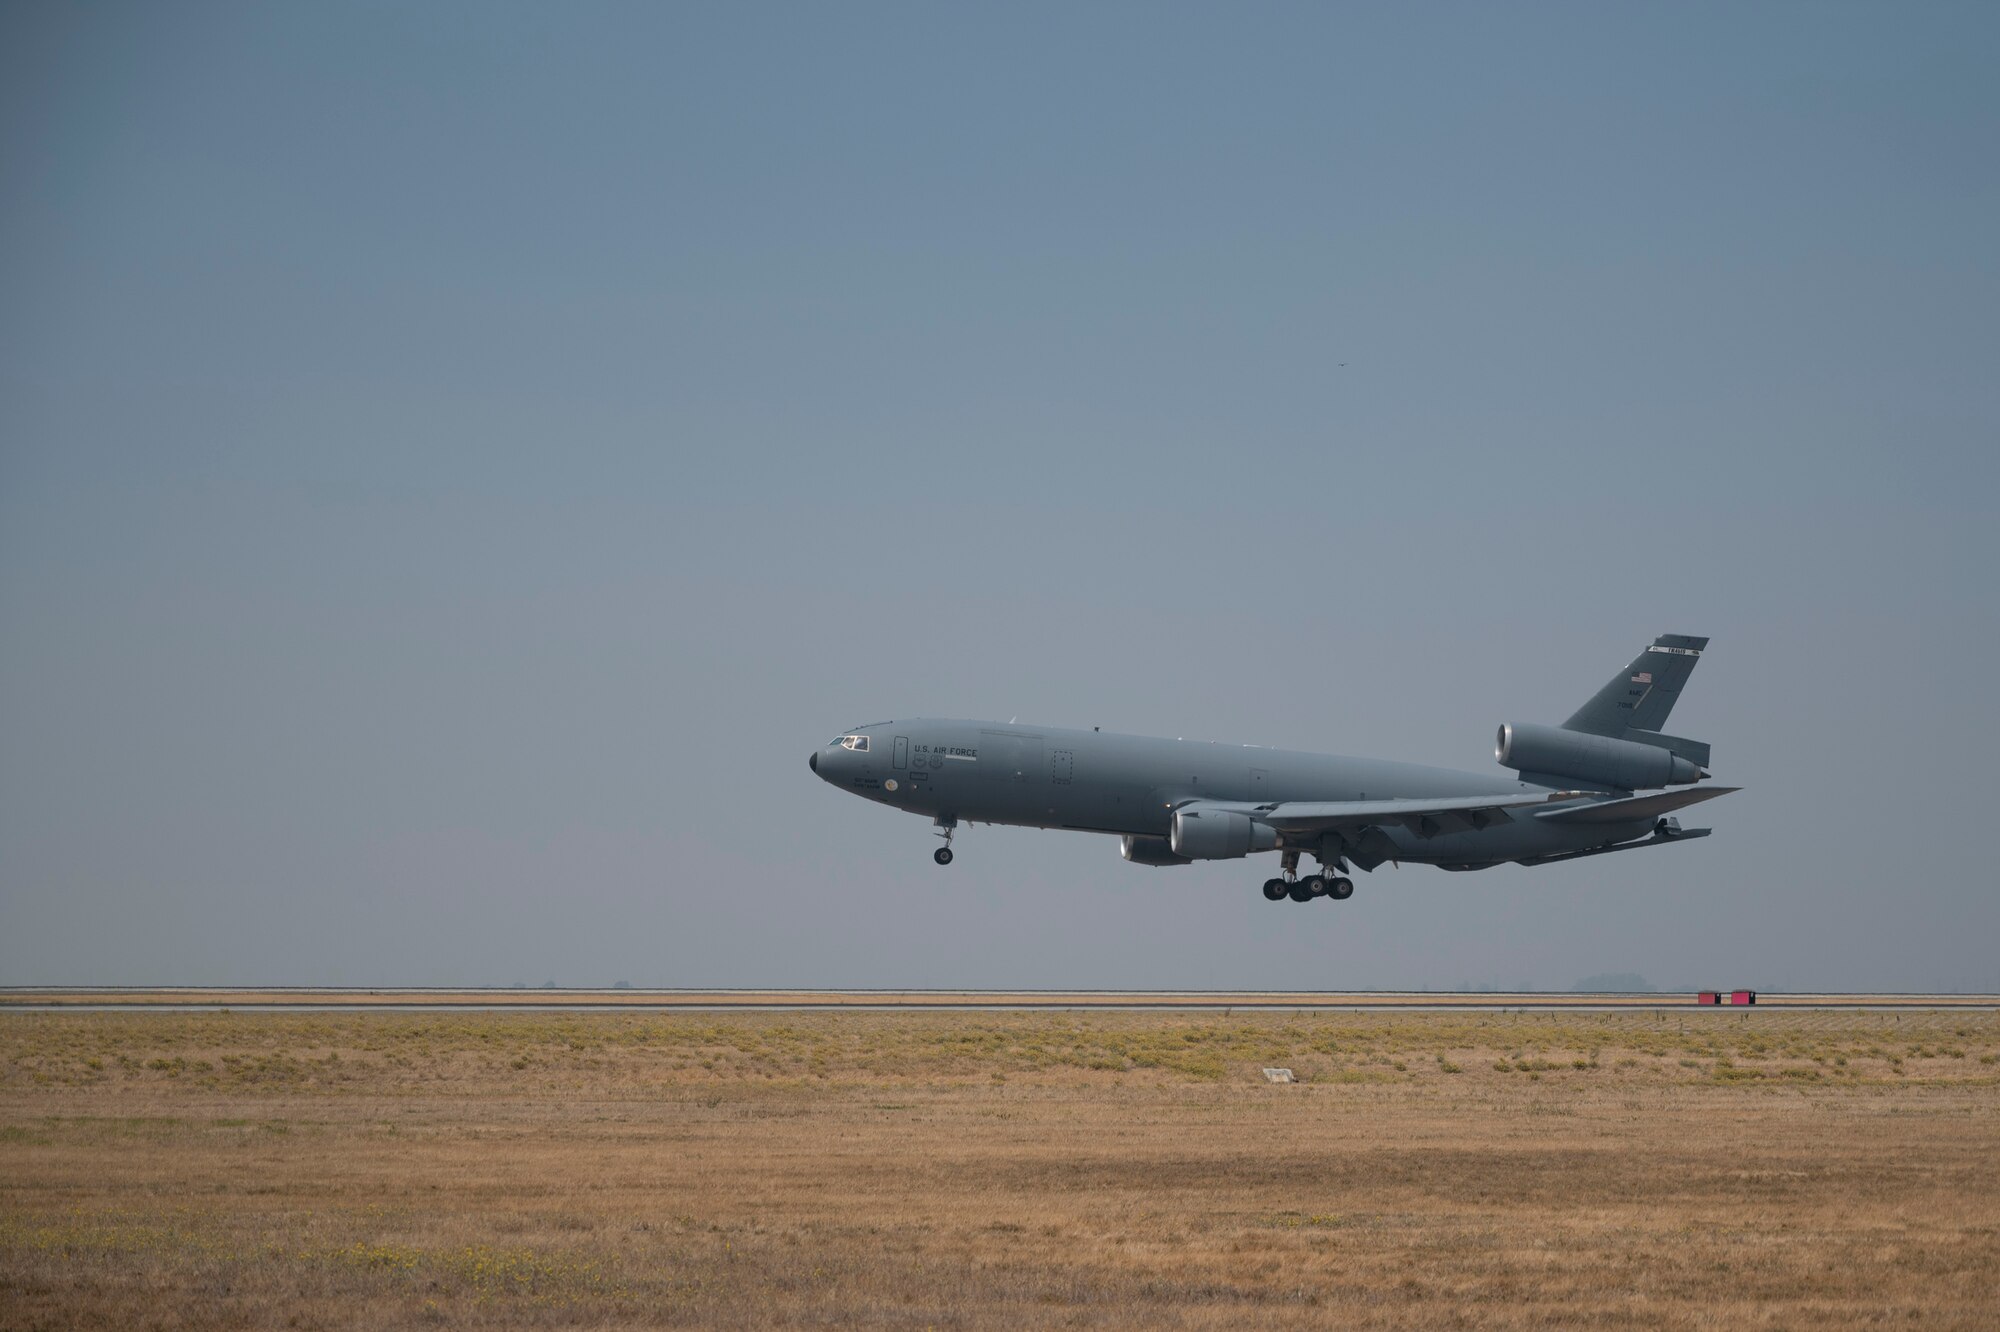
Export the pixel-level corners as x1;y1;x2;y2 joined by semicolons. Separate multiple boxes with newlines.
1535;786;1740;825
1512;826;1712;866
1263;793;1548;837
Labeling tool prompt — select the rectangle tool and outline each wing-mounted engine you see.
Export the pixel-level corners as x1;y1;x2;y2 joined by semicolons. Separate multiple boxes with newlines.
1168;805;1279;860
1497;721;1703;791
1120;835;1192;866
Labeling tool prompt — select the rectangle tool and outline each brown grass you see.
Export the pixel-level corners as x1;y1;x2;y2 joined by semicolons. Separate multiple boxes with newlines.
3;1009;1997;1328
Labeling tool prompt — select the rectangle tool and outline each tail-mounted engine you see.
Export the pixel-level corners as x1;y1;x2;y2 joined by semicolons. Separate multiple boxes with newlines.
1497;721;1703;791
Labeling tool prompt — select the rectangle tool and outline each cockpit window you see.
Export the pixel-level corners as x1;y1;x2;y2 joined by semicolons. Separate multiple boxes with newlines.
837;735;870;752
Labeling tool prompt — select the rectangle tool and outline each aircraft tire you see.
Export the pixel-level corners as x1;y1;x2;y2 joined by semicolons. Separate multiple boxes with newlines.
1261;879;1287;902
933;847;954;866
1329;876;1354;900
1288;882;1316;903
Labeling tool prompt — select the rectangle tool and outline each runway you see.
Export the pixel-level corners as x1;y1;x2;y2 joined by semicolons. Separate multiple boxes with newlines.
4;988;1996;1012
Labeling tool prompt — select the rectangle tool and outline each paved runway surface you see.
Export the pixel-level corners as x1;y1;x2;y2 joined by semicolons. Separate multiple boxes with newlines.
4;989;1996;1012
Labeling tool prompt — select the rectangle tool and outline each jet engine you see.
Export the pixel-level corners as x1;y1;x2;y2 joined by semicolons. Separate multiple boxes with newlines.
1168;806;1280;860
1120;835;1192;866
1496;722;1702;790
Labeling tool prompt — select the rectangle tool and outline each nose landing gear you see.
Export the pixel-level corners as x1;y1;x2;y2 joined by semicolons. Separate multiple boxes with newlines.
932;814;957;866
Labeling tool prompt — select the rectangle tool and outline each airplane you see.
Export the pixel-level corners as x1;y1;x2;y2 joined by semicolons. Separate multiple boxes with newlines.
810;634;1737;902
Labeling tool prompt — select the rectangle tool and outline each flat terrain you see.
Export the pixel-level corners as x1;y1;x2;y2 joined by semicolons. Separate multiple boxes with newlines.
2;1009;1997;1329
6;988;1997;1008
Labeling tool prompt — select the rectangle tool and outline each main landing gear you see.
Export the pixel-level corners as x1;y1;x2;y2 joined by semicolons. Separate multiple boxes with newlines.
1262;850;1355;904
932;815;956;866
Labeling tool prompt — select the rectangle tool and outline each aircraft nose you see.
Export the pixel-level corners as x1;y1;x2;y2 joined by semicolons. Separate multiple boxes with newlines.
809;751;819;775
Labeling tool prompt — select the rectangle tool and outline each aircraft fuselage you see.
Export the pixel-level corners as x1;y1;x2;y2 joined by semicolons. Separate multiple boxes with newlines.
810;718;1654;869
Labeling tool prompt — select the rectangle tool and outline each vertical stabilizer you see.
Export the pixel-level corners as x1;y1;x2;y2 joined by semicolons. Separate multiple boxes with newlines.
1563;634;1708;736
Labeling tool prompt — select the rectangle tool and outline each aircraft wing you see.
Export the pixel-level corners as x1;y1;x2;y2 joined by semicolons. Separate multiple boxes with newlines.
1534;785;1740;824
1260;793;1550;837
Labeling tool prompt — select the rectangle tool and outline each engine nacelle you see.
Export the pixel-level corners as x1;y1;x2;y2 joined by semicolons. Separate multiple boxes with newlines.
1168;806;1279;860
1120;835;1192;866
1496;721;1702;790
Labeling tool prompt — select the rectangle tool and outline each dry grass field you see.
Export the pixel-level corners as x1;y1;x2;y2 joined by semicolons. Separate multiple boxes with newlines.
2;1008;1997;1329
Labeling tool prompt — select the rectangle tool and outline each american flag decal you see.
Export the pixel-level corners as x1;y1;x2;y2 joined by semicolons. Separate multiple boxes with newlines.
1631;672;1653;684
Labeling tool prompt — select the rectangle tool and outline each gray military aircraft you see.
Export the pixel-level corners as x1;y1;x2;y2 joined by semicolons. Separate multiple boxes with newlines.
810;634;1736;902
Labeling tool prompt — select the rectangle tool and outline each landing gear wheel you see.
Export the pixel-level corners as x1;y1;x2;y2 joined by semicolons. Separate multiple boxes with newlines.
1262;879;1288;902
1329;876;1354;900
933;847;954;866
1301;874;1329;898
1288;881;1316;903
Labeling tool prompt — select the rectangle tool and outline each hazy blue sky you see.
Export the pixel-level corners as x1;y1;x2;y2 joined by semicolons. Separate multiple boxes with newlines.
3;1;1996;990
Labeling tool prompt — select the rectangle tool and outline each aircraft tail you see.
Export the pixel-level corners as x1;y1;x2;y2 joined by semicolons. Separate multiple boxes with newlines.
1562;634;1709;749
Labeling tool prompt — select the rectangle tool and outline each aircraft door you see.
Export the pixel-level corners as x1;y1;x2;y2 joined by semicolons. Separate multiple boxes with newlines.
1250;768;1268;801
893;736;909;770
